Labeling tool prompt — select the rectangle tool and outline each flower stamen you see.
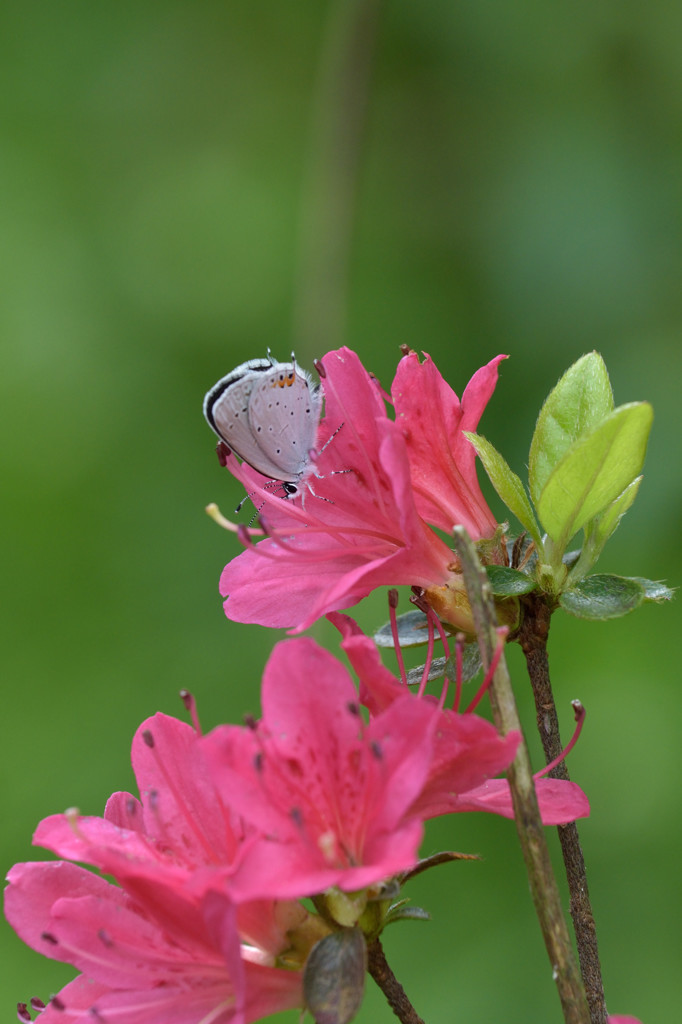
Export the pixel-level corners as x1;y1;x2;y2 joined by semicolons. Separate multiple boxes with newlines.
388;590;408;687
179;689;202;736
464;627;508;714
535;700;586;779
417;612;435;698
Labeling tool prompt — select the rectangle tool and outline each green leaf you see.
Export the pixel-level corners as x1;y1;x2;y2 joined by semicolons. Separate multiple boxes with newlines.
536;402;653;549
485;565;537;596
568;477;642;583
464;431;542;545
303;929;366;1024
630;577;675;602
384;904;431;927
374;610;429;648
559;574;645;619
529;352;614;506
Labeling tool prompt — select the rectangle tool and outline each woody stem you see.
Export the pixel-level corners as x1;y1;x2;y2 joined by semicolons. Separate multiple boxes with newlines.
367;937;425;1024
453;528;590;1024
518;592;607;1024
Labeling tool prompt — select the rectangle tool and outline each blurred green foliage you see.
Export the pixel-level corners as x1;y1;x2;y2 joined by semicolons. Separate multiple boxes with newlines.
1;2;680;1021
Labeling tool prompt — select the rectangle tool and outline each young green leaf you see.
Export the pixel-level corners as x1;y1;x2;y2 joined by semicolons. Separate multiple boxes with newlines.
465;431;542;545
529;352;614;506
567;477;642;584
536;402;653;550
485;565;538;596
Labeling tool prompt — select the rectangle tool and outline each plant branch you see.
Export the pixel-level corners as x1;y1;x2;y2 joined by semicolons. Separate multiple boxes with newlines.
518;592;607;1024
453;528;590;1024
367;936;425;1024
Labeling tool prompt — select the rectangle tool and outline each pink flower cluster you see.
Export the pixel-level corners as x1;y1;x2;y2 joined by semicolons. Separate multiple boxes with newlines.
6;632;589;1022
7;348;626;1024
218;347;506;632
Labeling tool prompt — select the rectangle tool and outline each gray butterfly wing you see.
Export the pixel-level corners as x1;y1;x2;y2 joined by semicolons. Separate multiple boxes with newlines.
204;362;291;479
246;364;322;481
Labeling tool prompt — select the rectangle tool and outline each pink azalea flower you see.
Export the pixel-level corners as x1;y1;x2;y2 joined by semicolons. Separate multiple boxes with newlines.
202;637;439;900
216;347;504;631
29;713;246;938
5;713;307;1023
330;612;590;827
607;1018;644;1023
5;861;303;1024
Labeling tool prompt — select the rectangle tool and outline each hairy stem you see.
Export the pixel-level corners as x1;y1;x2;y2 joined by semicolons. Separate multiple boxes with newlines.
367;936;425;1024
518;592;607;1024
453;528;590;1024
293;0;382;355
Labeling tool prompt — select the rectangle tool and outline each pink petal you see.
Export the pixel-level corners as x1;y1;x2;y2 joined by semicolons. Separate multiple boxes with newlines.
392;352;505;536
225;822;425;902
329;611;408;714
48;893;223;987
87;984;241;1024
24;976;110;1024
411;714;520;819
5;861;120;957
129;713;236;865
441;777;590;825
202;891;245;1018
104;792;144;833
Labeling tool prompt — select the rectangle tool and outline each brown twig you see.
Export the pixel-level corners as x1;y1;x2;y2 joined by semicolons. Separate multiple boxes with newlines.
367;936;425;1024
453;528;590;1024
518;591;607;1024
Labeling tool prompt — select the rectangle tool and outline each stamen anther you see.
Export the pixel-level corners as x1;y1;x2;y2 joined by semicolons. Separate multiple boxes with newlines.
216;441;232;467
179;690;202;735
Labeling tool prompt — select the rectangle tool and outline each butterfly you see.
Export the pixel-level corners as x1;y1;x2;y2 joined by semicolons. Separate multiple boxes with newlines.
203;355;323;498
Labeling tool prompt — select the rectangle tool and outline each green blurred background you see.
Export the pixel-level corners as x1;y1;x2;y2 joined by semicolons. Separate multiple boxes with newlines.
2;2;680;1021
